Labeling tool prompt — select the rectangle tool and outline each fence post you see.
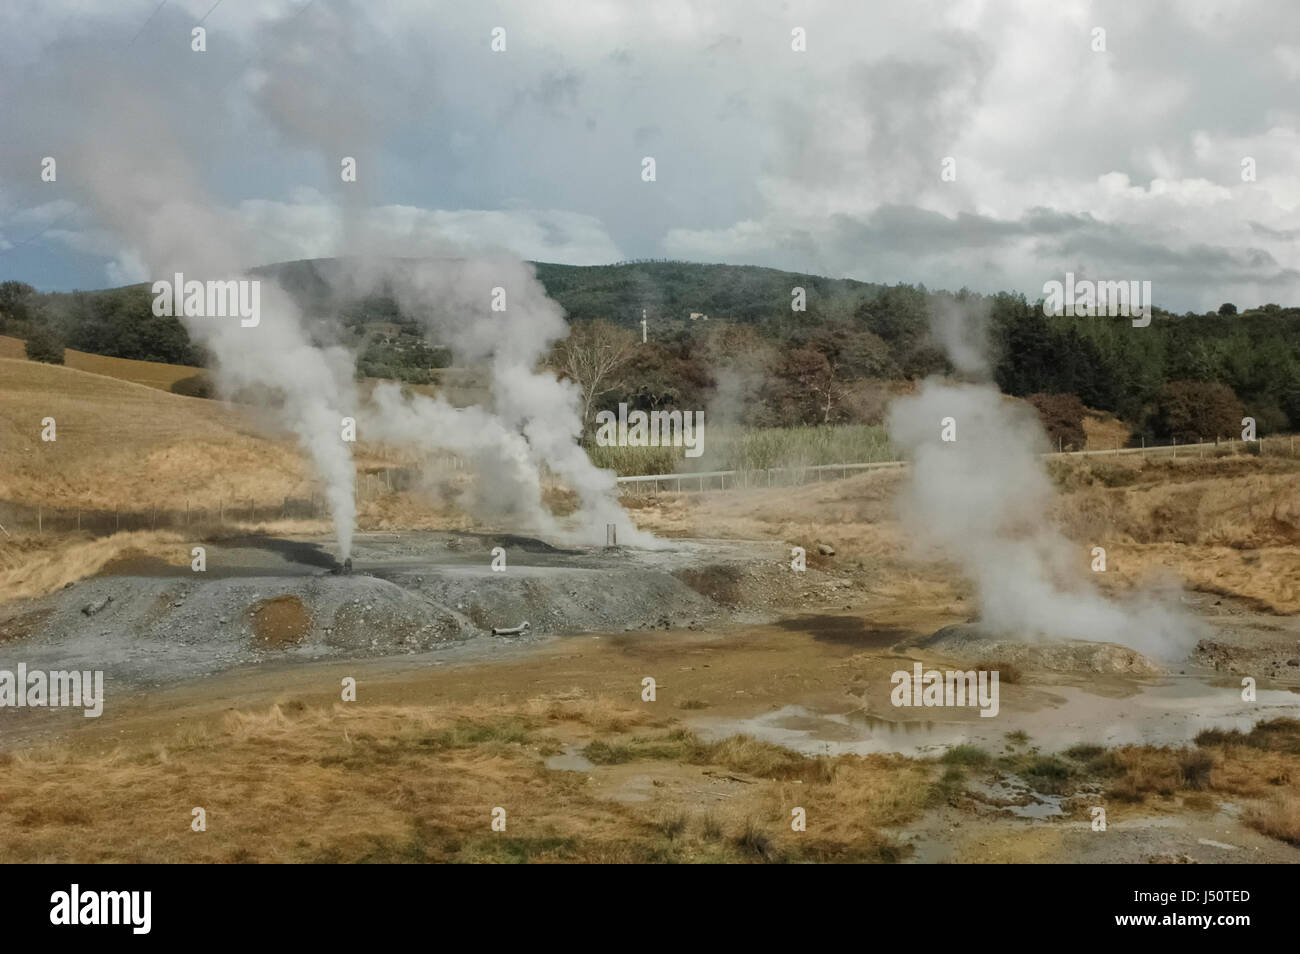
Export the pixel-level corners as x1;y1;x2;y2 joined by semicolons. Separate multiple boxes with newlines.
38;504;42;535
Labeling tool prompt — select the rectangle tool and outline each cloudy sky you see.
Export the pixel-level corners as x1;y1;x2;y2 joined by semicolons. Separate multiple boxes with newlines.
1;0;1298;311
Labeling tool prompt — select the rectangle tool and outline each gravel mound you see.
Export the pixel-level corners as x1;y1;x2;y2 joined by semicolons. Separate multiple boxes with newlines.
899;623;1165;674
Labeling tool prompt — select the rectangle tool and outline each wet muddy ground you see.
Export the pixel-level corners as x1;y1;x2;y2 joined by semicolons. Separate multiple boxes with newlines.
2;530;1298;862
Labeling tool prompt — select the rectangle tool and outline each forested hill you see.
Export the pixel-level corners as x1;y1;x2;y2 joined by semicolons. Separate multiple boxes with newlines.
2;260;1298;438
531;261;883;325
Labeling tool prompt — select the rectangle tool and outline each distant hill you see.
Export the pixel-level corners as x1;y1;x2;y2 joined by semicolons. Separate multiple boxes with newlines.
3;261;1299;437
251;257;886;327
530;260;885;326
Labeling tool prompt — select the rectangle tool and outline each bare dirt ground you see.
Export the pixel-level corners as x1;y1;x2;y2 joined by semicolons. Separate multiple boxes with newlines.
1;452;1299;862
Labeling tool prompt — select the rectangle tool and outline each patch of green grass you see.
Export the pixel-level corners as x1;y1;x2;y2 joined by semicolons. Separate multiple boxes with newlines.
999;754;1077;794
587;423;893;476
1062;743;1122;776
1024;756;1073;788
453;836;582;864
1004;730;1030;746
582;739;636;764
1195;718;1300;755
927;766;967;806
1063;743;1105;761
940;745;991;767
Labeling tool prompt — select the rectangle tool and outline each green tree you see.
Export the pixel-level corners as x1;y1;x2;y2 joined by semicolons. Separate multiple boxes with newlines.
24;326;65;364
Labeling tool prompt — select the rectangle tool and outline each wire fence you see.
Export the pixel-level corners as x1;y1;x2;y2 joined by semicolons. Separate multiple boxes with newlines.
0;466;425;540
0;436;1293;537
614;435;1298;495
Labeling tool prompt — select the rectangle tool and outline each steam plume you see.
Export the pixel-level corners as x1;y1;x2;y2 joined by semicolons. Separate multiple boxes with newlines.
885;299;1202;659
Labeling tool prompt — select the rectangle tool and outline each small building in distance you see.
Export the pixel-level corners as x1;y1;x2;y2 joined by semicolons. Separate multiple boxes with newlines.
688;311;709;321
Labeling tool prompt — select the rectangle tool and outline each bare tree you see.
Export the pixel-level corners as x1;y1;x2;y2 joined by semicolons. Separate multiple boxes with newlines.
551;319;639;436
781;347;849;424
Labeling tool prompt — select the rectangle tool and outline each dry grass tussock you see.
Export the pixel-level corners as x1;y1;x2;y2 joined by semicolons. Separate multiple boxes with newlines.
0;692;931;863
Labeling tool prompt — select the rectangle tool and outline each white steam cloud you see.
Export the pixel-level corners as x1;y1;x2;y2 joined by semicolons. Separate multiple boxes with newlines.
46;42;642;556
885;301;1203;659
66;83;360;560
345;257;651;546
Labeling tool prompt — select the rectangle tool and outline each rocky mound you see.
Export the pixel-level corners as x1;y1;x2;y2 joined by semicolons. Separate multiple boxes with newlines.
898;623;1164;674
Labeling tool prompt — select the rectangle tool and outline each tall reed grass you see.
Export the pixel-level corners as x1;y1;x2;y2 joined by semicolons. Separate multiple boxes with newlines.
585;424;894;476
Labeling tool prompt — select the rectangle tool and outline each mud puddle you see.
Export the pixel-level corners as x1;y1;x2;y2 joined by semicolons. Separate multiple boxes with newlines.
689;677;1300;757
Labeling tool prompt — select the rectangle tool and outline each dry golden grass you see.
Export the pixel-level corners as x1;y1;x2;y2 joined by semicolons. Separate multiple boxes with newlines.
0;531;188;602
1051;456;1300;610
0;356;313;510
627;451;1300;612
1082;411;1131;451
1246;794;1300;845
0;693;930;863
0;335;198;392
0;355;557;542
1023;719;1300;848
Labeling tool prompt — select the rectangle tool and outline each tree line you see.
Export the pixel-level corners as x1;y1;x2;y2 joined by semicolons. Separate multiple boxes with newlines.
3;261;1297;443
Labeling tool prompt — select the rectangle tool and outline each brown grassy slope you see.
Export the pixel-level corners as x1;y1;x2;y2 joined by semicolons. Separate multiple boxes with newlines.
1082;410;1131;451
1051;457;1300;611
0;335;198;392
628;451;1300;612
0;355;311;509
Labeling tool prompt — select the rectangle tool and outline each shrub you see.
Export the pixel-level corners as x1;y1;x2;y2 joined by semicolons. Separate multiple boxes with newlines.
940;745;991;767
24;327;65;364
1027;393;1088;451
171;373;215;399
1154;381;1244;443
